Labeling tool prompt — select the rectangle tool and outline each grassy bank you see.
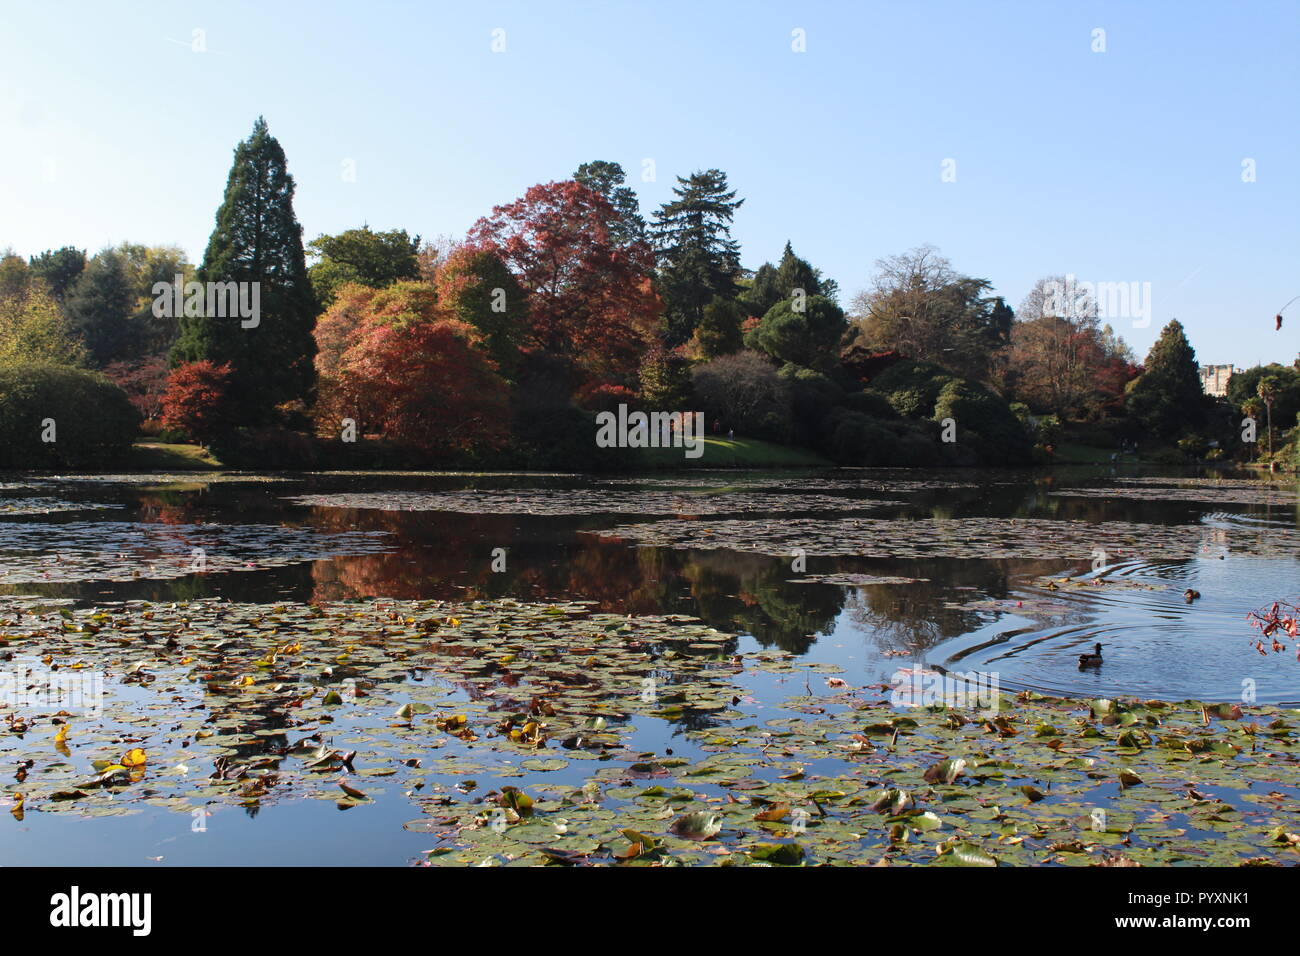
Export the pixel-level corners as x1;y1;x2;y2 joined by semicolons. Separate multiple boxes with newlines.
129;441;222;470
637;436;832;469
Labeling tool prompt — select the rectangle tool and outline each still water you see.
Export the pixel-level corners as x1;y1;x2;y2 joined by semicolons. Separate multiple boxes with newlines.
1;465;1296;864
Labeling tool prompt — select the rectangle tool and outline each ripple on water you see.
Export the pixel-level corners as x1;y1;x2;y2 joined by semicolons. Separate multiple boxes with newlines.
935;557;1300;705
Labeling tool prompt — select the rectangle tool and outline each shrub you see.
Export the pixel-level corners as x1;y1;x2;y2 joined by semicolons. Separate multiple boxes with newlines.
867;360;955;417
212;427;318;469
824;410;900;465
505;403;627;470
867;360;1030;464
638;346;694;410
894;428;942;466
0;363;139;468
840;390;900;420
692;350;792;442
780;364;844;443
1177;434;1208;459
1070;422;1120;448
1151;446;1186;465
1033;413;1063;446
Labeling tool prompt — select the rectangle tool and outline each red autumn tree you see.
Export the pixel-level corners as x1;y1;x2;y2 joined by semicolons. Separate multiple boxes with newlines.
159;360;235;443
313;281;510;454
466;180;659;385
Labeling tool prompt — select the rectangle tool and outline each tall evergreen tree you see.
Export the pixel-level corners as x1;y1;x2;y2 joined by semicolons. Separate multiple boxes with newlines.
573;161;647;248
1126;319;1207;439
173;117;318;422
739;241;839;318
651;169;744;346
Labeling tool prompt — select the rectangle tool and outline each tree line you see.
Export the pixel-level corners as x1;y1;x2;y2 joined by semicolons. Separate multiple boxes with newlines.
2;117;1294;469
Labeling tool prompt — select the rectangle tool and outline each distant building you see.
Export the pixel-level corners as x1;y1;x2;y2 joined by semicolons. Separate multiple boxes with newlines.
1198;364;1236;397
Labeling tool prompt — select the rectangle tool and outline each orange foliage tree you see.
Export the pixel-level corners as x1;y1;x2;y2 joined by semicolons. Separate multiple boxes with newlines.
313;281;510;455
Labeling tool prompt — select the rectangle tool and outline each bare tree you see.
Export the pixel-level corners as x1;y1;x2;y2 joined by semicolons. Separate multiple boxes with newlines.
848;245;1002;380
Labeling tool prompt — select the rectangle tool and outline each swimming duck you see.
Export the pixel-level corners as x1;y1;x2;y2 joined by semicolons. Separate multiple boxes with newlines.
1077;643;1104;668
1183;589;1201;602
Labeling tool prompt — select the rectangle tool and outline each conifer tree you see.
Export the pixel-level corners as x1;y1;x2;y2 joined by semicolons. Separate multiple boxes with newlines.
573;161;647;248
173;117;318;422
1125;319;1207;439
651;169;744;346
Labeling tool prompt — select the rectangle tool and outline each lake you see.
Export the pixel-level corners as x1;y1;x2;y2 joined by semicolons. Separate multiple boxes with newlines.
1;466;1298;866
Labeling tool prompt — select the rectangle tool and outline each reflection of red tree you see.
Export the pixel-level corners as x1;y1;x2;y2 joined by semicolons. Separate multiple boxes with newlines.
149;502;196;526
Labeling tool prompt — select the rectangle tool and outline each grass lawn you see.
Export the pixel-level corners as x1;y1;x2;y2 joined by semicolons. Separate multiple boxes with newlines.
1051;442;1126;465
637;435;831;469
129;441;222;470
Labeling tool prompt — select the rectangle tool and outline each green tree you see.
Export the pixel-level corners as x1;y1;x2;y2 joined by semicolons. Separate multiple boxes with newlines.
434;246;527;380
1125;319;1207;440
63;248;134;366
307;226;421;306
739;241;839;318
738;262;781;318
173;117;319;423
688;295;744;359
1257;374;1283;458
1227;364;1300;432
651;169;744;346
746;295;847;369
638;346;693;409
573;161;647;248
117;243;191;356
28;247;86;301
0;253;31;302
0;276;85;367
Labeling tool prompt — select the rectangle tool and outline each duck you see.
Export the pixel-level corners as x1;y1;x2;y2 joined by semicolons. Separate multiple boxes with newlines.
1183;588;1201;602
1077;643;1104;669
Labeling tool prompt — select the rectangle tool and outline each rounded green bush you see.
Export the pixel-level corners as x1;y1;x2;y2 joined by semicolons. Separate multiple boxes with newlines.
0;363;139;468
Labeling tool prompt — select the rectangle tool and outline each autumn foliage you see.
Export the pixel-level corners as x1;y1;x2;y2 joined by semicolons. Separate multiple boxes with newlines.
313;281;510;455
159;360;234;442
467;181;658;384
1247;600;1300;660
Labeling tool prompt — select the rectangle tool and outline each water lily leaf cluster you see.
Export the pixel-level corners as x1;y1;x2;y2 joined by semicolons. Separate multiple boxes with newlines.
0;521;392;584
589;516;1300;559
285;489;900;517
3;595;1299;866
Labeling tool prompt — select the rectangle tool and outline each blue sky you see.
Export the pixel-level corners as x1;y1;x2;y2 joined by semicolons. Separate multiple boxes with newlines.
2;0;1297;367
